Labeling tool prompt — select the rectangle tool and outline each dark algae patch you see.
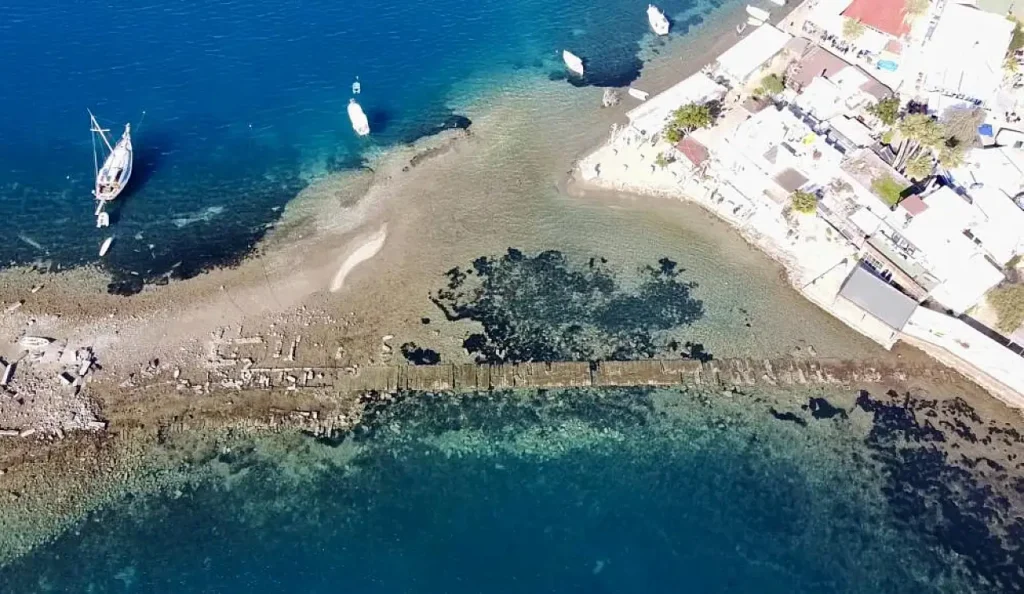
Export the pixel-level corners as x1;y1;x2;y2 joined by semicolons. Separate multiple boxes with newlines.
430;249;705;363
850;390;1024;593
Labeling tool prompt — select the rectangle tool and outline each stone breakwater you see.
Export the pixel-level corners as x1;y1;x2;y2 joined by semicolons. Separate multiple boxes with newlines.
220;357;959;394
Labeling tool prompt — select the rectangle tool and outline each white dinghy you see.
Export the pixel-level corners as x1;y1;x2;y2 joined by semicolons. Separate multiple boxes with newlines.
562;50;584;76
647;5;670;35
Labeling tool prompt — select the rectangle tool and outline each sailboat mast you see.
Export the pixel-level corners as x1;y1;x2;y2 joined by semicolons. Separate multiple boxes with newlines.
88;110;114;153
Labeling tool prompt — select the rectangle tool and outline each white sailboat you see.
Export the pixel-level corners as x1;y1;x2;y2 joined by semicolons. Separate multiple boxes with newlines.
90;111;133;204
562;50;584;76
647;5;670;36
348;98;370;136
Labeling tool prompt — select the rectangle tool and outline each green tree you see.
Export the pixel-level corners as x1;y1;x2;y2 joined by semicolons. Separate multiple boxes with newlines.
654;152;671;168
988;283;1024;333
759;74;785;97
904;0;929;23
871;175;906;207
663;102;714;144
1009;17;1024;53
894;114;943;172
938;142;966;169
905;153;933;180
843;17;865;40
790;190;817;214
869;96;900;126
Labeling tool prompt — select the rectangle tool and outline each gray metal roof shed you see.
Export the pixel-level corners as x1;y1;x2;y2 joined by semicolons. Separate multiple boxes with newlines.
839;265;918;330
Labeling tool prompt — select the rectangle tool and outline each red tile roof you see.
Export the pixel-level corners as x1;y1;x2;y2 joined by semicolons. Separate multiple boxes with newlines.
841;0;911;38
675;137;709;166
900;194;928;216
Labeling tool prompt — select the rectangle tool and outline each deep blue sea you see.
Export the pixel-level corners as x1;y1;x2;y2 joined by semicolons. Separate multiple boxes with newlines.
1;0;719;292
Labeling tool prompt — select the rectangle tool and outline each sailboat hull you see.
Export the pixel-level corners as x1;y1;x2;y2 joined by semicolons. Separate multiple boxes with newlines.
95;124;133;202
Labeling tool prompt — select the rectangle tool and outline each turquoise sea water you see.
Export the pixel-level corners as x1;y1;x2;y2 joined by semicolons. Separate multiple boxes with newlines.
1;0;717;292
3;387;1023;593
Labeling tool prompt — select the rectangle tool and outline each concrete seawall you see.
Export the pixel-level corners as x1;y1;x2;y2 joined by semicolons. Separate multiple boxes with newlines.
228;357;958;394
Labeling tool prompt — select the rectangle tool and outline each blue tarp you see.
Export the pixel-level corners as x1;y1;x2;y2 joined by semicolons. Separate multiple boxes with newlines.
979;123;994;136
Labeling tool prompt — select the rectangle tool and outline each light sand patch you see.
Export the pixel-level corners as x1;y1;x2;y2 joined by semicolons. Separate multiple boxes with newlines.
330;224;388;293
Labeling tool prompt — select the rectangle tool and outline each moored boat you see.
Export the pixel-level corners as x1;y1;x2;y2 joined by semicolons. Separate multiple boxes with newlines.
99;236;114;257
628;87;650;101
347;99;370;136
562;50;584;76
746;5;771;21
647;5;670;36
90;111;133;204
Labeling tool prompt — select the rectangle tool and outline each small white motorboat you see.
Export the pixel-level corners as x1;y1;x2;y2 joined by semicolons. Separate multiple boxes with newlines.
647;5;670;36
352;77;361;94
746;5;771;21
90;111;133;203
768;0;786;5
562;50;584;76
747;16;765;26
347;99;370;136
99;236;114;257
628;87;650;101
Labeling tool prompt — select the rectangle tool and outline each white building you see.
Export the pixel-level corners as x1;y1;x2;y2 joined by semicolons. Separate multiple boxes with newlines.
713;25;793;86
893;188;1005;312
918;3;1014;107
794;66;887;121
947;147;1024;264
624;72;727;137
712;105;843;208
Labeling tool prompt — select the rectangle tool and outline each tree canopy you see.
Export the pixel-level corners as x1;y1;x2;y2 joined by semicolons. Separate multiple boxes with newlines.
1010;17;1024;53
790;191;817;214
898;114;944;148
988;284;1024;334
869;97;900;126
904;0;929;22
663;102;714;144
843;18;865;40
759;74;785;96
904;153;934;180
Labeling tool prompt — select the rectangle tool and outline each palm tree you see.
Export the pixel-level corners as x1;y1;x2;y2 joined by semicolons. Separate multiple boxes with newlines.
893;114;943;172
904;153;934;180
843;17;866;41
904;0;929;24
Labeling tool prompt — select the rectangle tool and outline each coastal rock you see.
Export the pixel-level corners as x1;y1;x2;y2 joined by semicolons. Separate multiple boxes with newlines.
601;89;621;108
